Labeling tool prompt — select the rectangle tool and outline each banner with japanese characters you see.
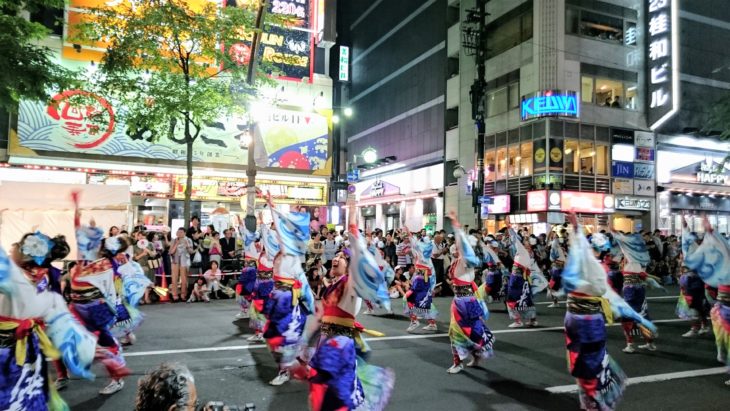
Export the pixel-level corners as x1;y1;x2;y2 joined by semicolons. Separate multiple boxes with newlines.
12;89;332;174
645;0;678;130
225;0;314;80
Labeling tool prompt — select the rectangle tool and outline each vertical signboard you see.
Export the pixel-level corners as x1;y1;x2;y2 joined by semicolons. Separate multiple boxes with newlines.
338;46;350;82
646;0;679;130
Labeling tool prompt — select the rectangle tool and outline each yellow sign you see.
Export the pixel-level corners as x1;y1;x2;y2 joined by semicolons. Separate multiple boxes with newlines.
550;147;563;163
173;176;327;205
534;148;546;163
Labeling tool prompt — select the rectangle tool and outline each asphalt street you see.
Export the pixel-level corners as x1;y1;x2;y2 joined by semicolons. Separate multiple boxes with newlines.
60;285;729;410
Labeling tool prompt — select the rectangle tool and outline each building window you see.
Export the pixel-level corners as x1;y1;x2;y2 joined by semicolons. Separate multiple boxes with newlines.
581;77;593;103
507;145;520;177
509;83;520;109
496;147;508;180
579;141;595;175
520;142;533;176
485;150;496;182
567;7;637;47
487;87;508;117
595;143;609;176
564;139;580;175
486;9;533;59
30;6;63;37
581;75;637;110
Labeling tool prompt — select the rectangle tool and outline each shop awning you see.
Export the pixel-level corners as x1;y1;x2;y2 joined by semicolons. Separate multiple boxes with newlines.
0;181;130;210
664;183;730;196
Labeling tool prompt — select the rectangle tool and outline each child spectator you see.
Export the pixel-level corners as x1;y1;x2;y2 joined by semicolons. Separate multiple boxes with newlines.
187;278;209;303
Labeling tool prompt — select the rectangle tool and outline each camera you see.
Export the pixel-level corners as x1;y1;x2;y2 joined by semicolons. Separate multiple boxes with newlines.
201;401;255;411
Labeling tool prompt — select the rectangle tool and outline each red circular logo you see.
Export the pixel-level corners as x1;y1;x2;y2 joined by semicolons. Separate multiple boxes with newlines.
46;90;116;149
229;43;252;66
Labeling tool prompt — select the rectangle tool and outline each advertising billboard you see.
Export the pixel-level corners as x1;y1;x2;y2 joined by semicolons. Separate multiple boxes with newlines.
12;90;332;174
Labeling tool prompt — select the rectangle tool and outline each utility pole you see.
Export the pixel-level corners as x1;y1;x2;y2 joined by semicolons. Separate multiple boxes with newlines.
462;0;488;230
244;1;268;232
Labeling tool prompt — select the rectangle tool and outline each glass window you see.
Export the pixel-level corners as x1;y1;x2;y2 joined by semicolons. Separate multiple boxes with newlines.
487;87;508;117
521;12;533;41
581;76;594;103
507;145;520;177
520;142;533;176
579;141;595;175
487;10;533;59
595;144;609;176
566;7;579;34
625;83;637;110
579;10;624;44
509;83;520;109
564;139;579;174
595;78;624;108
496;147;508;180
485;150;496;182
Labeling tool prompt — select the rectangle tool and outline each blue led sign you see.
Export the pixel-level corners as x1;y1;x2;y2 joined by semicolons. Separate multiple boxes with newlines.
521;90;579;121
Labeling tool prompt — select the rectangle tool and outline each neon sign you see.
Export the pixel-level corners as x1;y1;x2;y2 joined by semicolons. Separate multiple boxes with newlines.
521;90;579;121
646;0;679;130
338;46;350;82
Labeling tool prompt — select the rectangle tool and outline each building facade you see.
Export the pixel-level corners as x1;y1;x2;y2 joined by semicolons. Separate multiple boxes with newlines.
335;0;447;232
447;0;730;235
1;1;339;232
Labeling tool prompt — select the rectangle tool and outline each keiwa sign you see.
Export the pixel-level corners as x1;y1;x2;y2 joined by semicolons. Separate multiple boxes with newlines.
13;90;331;174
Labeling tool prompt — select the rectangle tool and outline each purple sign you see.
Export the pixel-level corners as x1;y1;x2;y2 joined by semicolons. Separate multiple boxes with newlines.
612;161;634;178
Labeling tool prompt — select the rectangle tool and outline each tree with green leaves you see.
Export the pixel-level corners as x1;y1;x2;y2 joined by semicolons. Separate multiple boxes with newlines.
0;0;78;111
74;0;280;225
706;95;730;140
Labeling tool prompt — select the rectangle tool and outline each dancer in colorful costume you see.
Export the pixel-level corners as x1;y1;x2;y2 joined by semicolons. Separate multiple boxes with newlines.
308;207;394;411
236;226;259;320
505;227;547;328
446;211;495;374
70;194;130;395
479;240;504;303
612;230;660;353
248;220;277;343
263;200;315;386
111;243;154;346
680;217;730;386
547;234;567;308
562;215;657;411
1;233;96;410
404;231;438;332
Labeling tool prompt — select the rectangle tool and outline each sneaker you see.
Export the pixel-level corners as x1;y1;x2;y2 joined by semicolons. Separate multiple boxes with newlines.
407;321;420;333
235;311;249;319
99;379;124;395
547;303;559;308
363;308;374;315
622;344;636;354
725;379;730;386
447;363;464;374
638;342;657;351
247;334;264;342
54;378;69;391
508;322;523;328
528;320;539;328
698;326;711;335
269;371;290;386
682;329;699;338
422;323;438;332
466;356;479;368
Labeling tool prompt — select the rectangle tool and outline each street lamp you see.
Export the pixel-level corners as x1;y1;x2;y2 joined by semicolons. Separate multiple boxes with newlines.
343;107;354;117
361;147;378;164
332;114;341;124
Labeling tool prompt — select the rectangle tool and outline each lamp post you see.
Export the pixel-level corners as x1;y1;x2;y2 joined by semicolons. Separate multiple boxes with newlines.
462;0;489;230
243;1;268;232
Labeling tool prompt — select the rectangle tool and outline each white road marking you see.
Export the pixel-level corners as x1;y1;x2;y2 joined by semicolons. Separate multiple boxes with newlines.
535;295;679;305
545;367;728;393
122;319;685;357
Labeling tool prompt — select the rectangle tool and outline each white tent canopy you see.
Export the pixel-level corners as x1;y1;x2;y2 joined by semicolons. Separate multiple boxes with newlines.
0;182;131;259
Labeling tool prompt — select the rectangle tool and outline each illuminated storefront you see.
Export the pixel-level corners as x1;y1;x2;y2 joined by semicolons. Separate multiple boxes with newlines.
525;189;614;234
352;164;444;233
656;135;730;235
